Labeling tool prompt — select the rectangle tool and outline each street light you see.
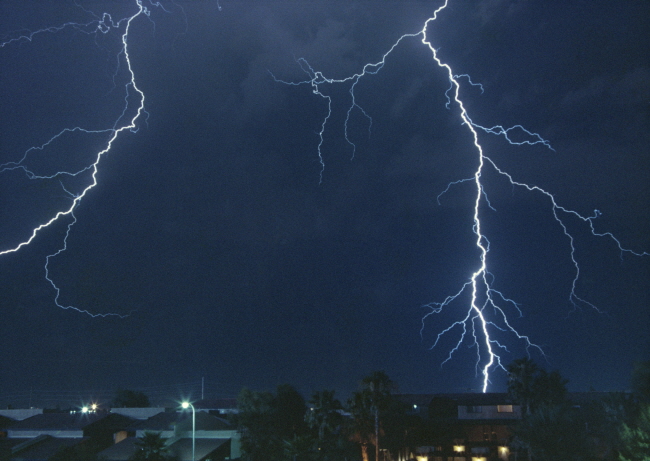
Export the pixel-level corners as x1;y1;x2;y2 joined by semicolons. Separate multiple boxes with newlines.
181;402;195;461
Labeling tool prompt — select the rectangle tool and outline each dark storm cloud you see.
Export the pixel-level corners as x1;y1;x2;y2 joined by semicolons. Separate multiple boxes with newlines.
1;0;648;406
208;1;441;122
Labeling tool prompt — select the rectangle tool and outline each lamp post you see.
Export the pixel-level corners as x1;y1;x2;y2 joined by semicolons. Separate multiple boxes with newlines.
181;401;195;461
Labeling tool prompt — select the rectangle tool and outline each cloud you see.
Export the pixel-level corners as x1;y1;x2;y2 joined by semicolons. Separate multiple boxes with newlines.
473;0;529;26
560;67;650;109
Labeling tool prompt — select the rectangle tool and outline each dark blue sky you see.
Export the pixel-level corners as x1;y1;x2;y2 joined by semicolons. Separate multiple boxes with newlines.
1;0;648;407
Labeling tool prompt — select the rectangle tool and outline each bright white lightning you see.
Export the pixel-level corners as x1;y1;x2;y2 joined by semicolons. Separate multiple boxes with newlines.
275;0;649;391
0;1;153;317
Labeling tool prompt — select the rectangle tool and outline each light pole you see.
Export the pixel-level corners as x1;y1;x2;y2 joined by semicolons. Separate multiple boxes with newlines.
181;401;195;461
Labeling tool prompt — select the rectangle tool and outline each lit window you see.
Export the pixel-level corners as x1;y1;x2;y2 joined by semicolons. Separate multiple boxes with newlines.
497;405;513;413
453;445;465;453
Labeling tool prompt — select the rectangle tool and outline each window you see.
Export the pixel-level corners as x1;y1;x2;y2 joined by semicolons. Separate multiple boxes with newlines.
497;405;513;413
467;405;483;413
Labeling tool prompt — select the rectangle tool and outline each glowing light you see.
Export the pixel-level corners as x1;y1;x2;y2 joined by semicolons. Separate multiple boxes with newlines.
180;401;196;461
81;406;89;413
453;445;465;453
275;0;649;391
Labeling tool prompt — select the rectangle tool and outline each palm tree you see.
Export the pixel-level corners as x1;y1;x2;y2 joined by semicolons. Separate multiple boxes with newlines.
130;431;174;461
347;390;375;461
306;390;343;444
349;371;396;461
365;371;396;461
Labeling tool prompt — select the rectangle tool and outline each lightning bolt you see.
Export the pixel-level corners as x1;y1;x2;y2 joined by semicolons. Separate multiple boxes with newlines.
0;1;157;317
273;0;649;391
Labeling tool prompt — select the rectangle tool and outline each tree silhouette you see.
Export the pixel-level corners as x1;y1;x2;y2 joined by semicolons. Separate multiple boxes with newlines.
237;384;308;461
347;390;375;461
512;404;589;461
130;432;175;461
348;371;396;461
306;390;343;446
507;357;539;415
283;434;317;461
237;388;278;461
113;389;150;408
618;403;650;461
631;361;650;402
508;358;571;460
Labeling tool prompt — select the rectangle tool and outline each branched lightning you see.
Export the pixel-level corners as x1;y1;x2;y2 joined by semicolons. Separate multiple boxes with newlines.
0;1;157;317
2;0;646;386
274;0;649;391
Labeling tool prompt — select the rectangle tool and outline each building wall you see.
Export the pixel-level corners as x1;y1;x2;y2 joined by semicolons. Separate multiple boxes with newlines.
457;405;521;420
464;424;511;443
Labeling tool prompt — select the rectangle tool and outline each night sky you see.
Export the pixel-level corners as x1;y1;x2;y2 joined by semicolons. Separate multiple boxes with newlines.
1;0;648;408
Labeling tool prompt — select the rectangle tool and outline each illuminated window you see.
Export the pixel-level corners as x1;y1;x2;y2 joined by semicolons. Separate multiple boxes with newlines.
497;405;513;413
453;445;465;453
498;446;510;460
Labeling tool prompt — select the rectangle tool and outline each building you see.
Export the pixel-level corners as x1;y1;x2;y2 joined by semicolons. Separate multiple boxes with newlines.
0;406;241;461
99;409;241;461
0;410;136;461
399;393;521;461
